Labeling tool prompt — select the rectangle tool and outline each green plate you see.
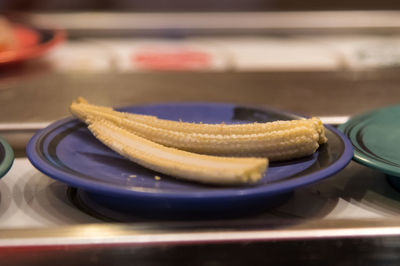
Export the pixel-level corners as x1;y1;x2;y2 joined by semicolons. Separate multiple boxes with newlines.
0;136;13;179
339;105;400;177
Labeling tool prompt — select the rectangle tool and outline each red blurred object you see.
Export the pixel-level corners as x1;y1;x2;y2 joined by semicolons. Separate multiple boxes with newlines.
0;24;65;64
133;48;212;70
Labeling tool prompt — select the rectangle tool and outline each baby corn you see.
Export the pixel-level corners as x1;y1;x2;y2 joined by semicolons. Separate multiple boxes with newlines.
71;97;327;144
70;98;328;161
87;118;268;185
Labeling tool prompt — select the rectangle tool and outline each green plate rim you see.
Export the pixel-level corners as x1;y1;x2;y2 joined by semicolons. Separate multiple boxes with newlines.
338;104;400;177
0;136;14;178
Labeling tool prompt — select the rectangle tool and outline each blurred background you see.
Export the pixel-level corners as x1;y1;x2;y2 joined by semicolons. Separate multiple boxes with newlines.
1;0;400;11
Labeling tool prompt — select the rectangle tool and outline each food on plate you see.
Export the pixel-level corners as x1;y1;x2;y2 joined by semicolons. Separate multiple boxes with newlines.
70;98;327;185
87;118;268;185
0;17;15;52
70;97;328;161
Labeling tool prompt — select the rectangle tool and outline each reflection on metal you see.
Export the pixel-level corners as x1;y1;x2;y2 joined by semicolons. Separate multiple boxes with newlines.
1;218;400;247
0;122;51;131
320;116;349;126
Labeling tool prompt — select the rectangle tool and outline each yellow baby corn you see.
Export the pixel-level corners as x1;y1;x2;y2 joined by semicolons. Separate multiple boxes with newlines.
71;97;327;144
70;98;327;161
87;118;268;185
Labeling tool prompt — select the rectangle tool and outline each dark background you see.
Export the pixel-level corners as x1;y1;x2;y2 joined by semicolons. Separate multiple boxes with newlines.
1;0;400;12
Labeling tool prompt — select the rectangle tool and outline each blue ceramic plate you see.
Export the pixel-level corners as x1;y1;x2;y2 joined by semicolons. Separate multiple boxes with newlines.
0;136;14;179
27;103;353;218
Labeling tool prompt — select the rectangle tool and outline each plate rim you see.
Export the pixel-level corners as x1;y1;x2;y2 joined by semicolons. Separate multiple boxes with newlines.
27;103;354;199
339;104;400;177
0;23;66;64
0;136;14;179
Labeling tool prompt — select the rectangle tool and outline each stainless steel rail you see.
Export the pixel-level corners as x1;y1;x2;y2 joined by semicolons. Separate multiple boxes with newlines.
0;218;399;247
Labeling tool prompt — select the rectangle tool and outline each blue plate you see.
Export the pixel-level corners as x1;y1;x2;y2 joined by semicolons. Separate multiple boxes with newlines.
0;136;13;179
27;103;353;218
